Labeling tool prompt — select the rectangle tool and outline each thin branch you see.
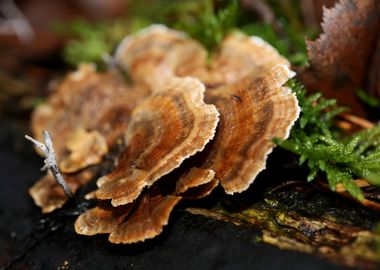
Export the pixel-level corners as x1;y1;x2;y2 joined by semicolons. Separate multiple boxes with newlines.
0;0;35;43
240;0;275;25
339;113;375;129
25;131;73;198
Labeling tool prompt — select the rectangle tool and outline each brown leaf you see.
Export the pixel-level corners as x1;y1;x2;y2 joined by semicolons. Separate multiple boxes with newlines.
299;0;380;116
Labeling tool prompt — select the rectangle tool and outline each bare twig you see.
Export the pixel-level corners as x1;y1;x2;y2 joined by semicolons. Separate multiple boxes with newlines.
339;113;375;129
315;180;380;212
240;0;275;25
336;113;376;133
25;131;73;198
0;0;34;43
335;179;371;193
101;53;117;70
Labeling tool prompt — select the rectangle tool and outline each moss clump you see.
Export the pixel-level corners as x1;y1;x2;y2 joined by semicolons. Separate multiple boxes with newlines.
276;81;380;200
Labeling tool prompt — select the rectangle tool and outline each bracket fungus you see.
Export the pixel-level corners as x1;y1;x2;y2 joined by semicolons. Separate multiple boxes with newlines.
115;25;300;194
29;25;300;243
29;64;146;213
115;25;290;91
95;76;219;206
115;25;207;90
202;64;299;194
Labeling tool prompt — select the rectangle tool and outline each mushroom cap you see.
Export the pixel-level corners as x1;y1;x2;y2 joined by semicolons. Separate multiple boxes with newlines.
114;25;299;194
75;167;219;242
75;203;134;236
174;167;219;199
203;64;300;194
29;169;94;213
59;128;108;173
187;32;291;89
115;26;290;91
175;168;215;194
32;64;146;173
115;24;207;90
29;64;146;212
108;192;181;244
95;76;219;206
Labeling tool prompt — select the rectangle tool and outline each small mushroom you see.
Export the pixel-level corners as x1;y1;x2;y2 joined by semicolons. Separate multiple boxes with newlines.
108;192;181;244
29;169;94;213
115;26;290;91
174;167;219;199
185;32;291;90
75;202;134;235
95;76;219;206
29;64;146;212
75;167;219;242
115;24;207;90
175;171;219;200
32;64;145;158
208;33;289;86
202;64;300;194
175;168;215;195
59;128;108;173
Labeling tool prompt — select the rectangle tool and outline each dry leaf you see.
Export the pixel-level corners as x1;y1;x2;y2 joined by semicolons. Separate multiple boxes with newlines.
299;0;380;116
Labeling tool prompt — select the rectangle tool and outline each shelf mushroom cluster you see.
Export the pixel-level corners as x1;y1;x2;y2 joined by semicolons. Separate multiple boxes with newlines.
29;25;300;243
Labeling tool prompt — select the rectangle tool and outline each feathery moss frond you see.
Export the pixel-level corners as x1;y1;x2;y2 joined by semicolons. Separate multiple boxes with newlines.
276;81;380;200
173;0;238;52
356;89;380;108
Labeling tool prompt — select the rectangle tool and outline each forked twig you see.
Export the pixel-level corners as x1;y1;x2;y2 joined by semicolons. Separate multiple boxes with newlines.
0;0;35;43
315;180;380;212
25;131;73;198
337;113;375;130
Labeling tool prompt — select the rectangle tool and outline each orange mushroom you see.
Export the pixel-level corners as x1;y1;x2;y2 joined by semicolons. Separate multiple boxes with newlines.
30;25;300;244
95;76;219;206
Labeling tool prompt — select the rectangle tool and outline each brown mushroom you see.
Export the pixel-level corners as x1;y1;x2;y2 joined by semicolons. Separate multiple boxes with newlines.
188;32;290;89
108;192;181;244
29;169;94;213
59;128;108;173
32;64;145;170
115;25;207;90
116;26;299;194
75;167;219;241
30;64;146;212
75;202;134;235
30;24;301;244
202;64;300;194
115;26;290;91
175;168;215;194
95;76;219;206
174;168;219;199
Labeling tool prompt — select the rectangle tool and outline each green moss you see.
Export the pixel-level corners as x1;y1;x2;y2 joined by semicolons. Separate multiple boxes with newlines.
275;81;380;200
52;19;130;68
172;0;238;52
54;0;313;66
356;89;380;108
